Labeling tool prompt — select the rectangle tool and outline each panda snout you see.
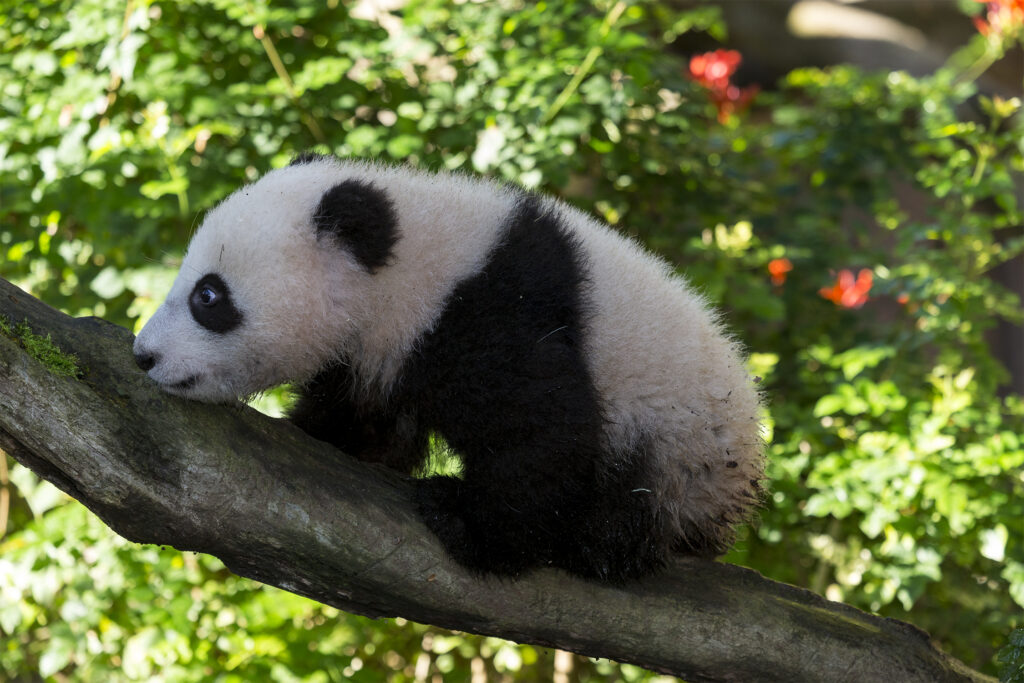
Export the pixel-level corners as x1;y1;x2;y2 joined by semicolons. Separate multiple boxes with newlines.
134;350;158;372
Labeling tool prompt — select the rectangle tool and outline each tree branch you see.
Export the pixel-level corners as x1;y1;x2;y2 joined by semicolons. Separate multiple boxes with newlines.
0;277;993;683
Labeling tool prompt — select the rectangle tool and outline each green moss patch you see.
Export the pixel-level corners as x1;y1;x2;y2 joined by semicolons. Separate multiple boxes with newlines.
0;315;84;379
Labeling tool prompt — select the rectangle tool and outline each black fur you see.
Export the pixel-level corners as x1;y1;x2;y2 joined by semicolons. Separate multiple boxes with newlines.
189;273;243;334
290;361;426;473
291;196;668;582
290;151;331;166
313;180;399;272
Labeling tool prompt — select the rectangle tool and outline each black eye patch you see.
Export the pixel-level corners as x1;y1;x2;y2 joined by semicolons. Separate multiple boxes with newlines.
189;273;243;333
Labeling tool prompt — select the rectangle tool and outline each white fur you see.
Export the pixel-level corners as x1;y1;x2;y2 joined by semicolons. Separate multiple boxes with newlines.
548;198;763;538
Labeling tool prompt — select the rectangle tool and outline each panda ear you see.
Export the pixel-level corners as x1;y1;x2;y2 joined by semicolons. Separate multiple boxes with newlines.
312;179;399;273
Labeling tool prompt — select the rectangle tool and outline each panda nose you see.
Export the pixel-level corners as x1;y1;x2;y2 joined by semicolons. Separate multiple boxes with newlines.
134;351;158;372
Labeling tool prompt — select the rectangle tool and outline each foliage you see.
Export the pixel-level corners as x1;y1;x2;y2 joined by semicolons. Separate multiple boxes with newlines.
1;0;1022;679
1001;628;1024;683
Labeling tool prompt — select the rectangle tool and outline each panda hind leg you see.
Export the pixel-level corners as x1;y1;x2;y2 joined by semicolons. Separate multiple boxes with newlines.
413;441;591;578
554;489;673;582
414;469;554;578
414;448;672;583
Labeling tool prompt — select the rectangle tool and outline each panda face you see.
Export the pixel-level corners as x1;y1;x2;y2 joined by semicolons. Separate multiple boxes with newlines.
133;163;377;403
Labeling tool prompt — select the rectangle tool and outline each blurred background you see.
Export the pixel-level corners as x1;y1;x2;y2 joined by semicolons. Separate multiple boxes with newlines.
1;0;1021;680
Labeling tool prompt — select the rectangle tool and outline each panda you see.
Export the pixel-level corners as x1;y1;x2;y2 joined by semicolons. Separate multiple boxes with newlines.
133;153;764;583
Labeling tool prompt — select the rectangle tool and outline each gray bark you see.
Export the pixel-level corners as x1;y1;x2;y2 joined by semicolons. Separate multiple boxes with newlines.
0;277;993;683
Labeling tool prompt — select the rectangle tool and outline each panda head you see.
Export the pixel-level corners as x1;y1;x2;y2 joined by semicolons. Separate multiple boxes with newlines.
133;156;398;402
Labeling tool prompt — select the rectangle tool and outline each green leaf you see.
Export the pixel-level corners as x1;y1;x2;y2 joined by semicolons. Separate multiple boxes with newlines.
140;177;188;201
979;524;1008;562
386;134;423;159
834;346;895;380
998;628;1024;683
90;266;127;300
38;627;74;677
813;393;846;417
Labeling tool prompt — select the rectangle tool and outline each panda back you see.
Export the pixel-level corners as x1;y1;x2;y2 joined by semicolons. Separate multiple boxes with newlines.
552;199;764;542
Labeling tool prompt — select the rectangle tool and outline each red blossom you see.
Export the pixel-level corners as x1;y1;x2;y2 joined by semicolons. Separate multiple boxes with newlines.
768;258;793;286
973;0;1024;36
819;269;873;309
687;49;758;124
689;49;741;90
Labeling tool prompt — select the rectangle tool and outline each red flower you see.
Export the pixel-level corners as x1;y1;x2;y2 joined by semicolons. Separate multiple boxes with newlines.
768;258;793;286
819;269;873;309
690;50;742;90
687;50;758;124
973;0;1024;36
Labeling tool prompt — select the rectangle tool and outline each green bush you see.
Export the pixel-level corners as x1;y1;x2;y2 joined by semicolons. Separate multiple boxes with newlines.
1;0;1021;678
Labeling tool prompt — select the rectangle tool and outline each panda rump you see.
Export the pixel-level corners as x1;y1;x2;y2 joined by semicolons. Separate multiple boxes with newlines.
132;154;765;582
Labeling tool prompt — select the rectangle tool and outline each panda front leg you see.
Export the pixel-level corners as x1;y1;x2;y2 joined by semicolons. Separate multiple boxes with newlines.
289;365;428;474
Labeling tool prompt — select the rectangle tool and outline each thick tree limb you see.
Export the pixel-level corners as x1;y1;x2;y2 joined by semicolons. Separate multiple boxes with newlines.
0;277;993;682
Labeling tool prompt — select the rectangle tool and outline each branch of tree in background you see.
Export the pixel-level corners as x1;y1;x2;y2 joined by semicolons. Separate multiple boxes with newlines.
0;276;994;683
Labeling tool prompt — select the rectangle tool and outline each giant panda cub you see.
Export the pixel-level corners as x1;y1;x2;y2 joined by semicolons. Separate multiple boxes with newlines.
133;153;764;582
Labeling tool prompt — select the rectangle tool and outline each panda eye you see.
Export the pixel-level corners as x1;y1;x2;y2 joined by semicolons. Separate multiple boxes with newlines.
189;273;243;334
197;285;219;307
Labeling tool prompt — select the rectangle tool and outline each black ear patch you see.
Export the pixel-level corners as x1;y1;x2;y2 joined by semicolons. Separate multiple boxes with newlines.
189;273;244;333
313;179;399;273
